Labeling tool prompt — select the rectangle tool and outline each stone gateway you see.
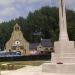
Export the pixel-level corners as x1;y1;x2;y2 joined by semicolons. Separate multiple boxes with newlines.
5;23;29;55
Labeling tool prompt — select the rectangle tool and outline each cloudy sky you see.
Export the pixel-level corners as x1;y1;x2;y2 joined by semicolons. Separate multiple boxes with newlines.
0;0;75;23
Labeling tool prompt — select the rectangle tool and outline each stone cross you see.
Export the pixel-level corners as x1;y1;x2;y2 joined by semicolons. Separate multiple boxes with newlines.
59;0;69;41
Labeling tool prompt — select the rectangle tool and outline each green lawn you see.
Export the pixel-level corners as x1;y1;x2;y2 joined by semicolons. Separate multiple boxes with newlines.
0;61;46;70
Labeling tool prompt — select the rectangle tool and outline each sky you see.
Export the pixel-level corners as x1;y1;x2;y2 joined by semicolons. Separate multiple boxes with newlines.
0;0;75;23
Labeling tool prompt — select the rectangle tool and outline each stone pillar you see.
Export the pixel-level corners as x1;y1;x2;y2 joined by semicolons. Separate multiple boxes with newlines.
59;0;69;41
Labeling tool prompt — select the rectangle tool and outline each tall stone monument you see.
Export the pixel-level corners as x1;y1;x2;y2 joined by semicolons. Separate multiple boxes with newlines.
53;0;75;63
42;0;75;73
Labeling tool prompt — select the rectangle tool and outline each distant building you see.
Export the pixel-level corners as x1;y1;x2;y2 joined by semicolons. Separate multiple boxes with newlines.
37;39;54;52
29;39;54;52
5;23;29;55
29;43;39;51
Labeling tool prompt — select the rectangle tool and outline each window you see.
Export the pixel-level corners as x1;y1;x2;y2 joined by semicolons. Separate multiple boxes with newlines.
15;27;20;31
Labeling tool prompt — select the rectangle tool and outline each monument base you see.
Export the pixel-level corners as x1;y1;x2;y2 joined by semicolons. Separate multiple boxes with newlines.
52;41;75;63
42;63;75;73
54;41;75;53
42;41;75;73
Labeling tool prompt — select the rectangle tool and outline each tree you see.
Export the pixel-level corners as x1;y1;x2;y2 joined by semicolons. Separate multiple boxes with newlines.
0;6;75;49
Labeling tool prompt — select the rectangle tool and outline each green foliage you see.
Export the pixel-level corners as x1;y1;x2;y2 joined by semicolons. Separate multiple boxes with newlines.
0;6;75;49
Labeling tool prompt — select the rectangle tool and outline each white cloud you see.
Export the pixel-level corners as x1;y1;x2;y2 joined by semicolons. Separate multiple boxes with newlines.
65;0;75;10
17;0;40;4
0;7;20;22
0;7;17;16
0;0;14;6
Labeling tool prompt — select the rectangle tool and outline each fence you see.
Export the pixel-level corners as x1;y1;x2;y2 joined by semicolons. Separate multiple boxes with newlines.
0;54;51;62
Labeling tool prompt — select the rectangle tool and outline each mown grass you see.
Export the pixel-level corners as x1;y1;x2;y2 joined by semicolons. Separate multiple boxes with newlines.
0;61;46;70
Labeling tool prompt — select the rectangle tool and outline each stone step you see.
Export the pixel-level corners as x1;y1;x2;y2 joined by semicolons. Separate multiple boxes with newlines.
54;41;75;53
63;50;75;53
62;53;75;57
57;57;75;63
42;63;75;73
55;49;75;54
